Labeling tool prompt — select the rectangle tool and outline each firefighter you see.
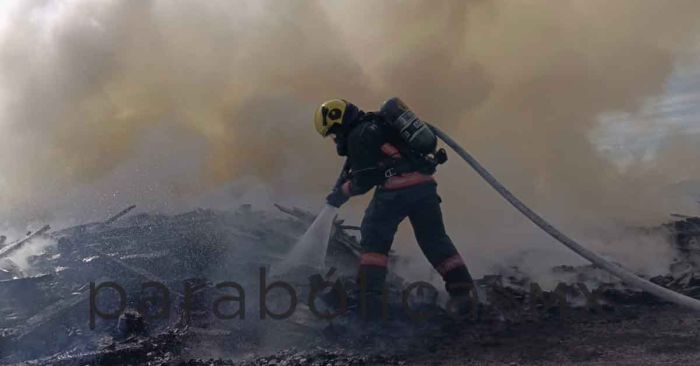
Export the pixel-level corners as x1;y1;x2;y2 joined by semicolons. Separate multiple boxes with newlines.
314;99;473;319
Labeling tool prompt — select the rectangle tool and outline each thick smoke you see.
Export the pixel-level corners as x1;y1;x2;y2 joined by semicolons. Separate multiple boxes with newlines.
1;1;700;276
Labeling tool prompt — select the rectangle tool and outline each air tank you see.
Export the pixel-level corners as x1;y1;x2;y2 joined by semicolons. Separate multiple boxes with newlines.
380;97;437;155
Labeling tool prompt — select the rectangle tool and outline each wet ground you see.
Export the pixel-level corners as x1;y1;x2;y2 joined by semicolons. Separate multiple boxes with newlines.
2;205;700;365
407;306;700;366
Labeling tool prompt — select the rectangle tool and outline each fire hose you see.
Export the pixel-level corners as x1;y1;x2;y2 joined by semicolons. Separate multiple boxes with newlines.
429;124;700;312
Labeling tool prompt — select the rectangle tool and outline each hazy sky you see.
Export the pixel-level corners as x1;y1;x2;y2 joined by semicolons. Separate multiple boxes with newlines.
1;1;700;278
594;57;700;170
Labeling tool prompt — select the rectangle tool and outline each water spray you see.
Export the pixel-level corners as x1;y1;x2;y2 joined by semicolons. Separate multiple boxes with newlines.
274;204;339;274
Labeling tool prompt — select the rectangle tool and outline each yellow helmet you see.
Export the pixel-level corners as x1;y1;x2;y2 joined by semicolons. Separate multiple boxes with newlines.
314;99;356;137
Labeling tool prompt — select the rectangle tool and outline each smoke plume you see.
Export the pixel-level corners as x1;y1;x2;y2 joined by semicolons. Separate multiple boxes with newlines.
1;0;700;276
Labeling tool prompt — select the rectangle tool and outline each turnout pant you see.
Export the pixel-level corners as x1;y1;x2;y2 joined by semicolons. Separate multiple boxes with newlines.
358;182;473;311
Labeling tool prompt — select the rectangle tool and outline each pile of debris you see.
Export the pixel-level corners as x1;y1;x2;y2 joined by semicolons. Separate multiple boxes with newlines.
21;337;406;366
0;203;380;364
1;205;699;365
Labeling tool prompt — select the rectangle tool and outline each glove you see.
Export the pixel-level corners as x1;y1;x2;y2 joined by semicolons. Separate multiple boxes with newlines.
326;187;350;208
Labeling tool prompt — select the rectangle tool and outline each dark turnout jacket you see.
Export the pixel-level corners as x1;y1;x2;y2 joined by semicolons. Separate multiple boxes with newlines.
338;115;434;197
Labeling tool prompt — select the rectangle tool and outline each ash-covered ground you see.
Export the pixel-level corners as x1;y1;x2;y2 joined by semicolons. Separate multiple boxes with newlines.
1;205;699;366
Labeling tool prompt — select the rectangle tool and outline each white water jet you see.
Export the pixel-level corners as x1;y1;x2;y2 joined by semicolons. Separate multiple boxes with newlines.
274;204;338;274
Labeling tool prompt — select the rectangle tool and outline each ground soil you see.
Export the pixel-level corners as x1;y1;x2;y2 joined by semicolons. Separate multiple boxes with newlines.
404;306;700;366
